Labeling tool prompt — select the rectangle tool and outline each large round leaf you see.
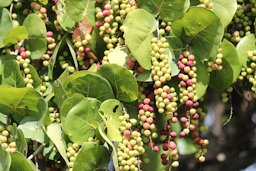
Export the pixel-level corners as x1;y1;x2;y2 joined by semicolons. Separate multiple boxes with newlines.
211;0;237;28
0;86;41;122
237;34;256;67
73;142;110;171
63;97;102;144
0;145;11;171
10;152;35;171
210;39;242;91
173;7;224;61
23;14;47;59
123;9;157;70
1;60;25;88
137;0;190;21
99;99;123;142
0;0;13;7
60;93;85;129
65;73;115;102
66;0;95;25
98;64;138;102
0;8;13;48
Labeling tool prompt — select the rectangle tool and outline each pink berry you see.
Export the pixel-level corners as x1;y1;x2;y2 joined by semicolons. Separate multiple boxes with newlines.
20;51;27;58
127;59;136;68
170;132;177;138
138;103;144;109
167;94;173;100
19;47;25;52
96;21;103;27
162;143;169;151
186;79;193;86
123;130;131;137
153;146;159;152
180;117;187;123
146;117;153;124
172;117;178;123
47;31;53;37
188;54;195;61
103;10;110;17
148;106;154;112
143;122;150;129
180;81;186;87
139;109;144;115
143;104;149;111
187;61;193;66
180;131;186;137
104;17;111;23
40;7;47;14
186;100;193;107
85;47;91;53
104;4;111;10
192;113;199;119
179;54;184;60
169;141;176;150
47;50;53;55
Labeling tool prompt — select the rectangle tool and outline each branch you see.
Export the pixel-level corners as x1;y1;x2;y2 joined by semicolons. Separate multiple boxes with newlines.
27;143;45;160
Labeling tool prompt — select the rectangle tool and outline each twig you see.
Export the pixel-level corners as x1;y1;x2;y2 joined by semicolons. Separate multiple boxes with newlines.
223;93;233;126
88;52;98;62
14;41;24;55
27;143;45;160
9;3;14;16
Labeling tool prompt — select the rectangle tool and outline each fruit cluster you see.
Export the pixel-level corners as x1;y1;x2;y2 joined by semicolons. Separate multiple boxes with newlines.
49;107;60;123
239;50;256;94
117;113;145;171
66;143;80;171
41;31;56;67
0;125;17;153
208;47;223;72
151;35;171;87
198;0;214;9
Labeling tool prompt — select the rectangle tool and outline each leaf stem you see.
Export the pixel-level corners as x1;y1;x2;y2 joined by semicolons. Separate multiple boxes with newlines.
27;143;45;160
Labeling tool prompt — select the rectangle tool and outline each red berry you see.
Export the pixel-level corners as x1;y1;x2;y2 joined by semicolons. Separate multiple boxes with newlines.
153;146;159;152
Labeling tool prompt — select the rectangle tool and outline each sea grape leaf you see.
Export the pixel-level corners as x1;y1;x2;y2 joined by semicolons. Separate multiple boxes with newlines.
99;99;123;142
63;97;102;145
0;85;41;122
0;8;13;48
23;14;47;59
72;142;110;171
137;0;190;21
98;64;138;102
3;26;28;46
173;7;224;61
65;73;115;102
210;39;242;91
123;9;157;70
66;0;95;25
237;34;256;67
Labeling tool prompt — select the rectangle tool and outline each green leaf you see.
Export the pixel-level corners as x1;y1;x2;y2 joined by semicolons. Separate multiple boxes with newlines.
46;123;69;165
108;45;130;67
173;7;224;61
0;86;41;122
60;94;85;131
13;127;27;156
166;32;183;58
137;0;190;21
136;70;153;82
73;142;110;171
210;40;242;91
23;14;47;59
98;125;119;171
176;138;197;155
39;0;48;5
28;64;42;90
56;3;75;32
123;9;157;70
211;0;237;28
66;0;95;25
99;99;123;142
0;145;11;171
63;97;102;145
10;152;35;171
53;69;69;108
0;0;13;7
195;62;209;99
3;26;28;46
48;34;67;79
237;34;256;67
1;60;25;87
66;37;79;71
65;73;115;102
0;8;13;48
98;64;138;102
18;98;49;143
142;146;168;171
